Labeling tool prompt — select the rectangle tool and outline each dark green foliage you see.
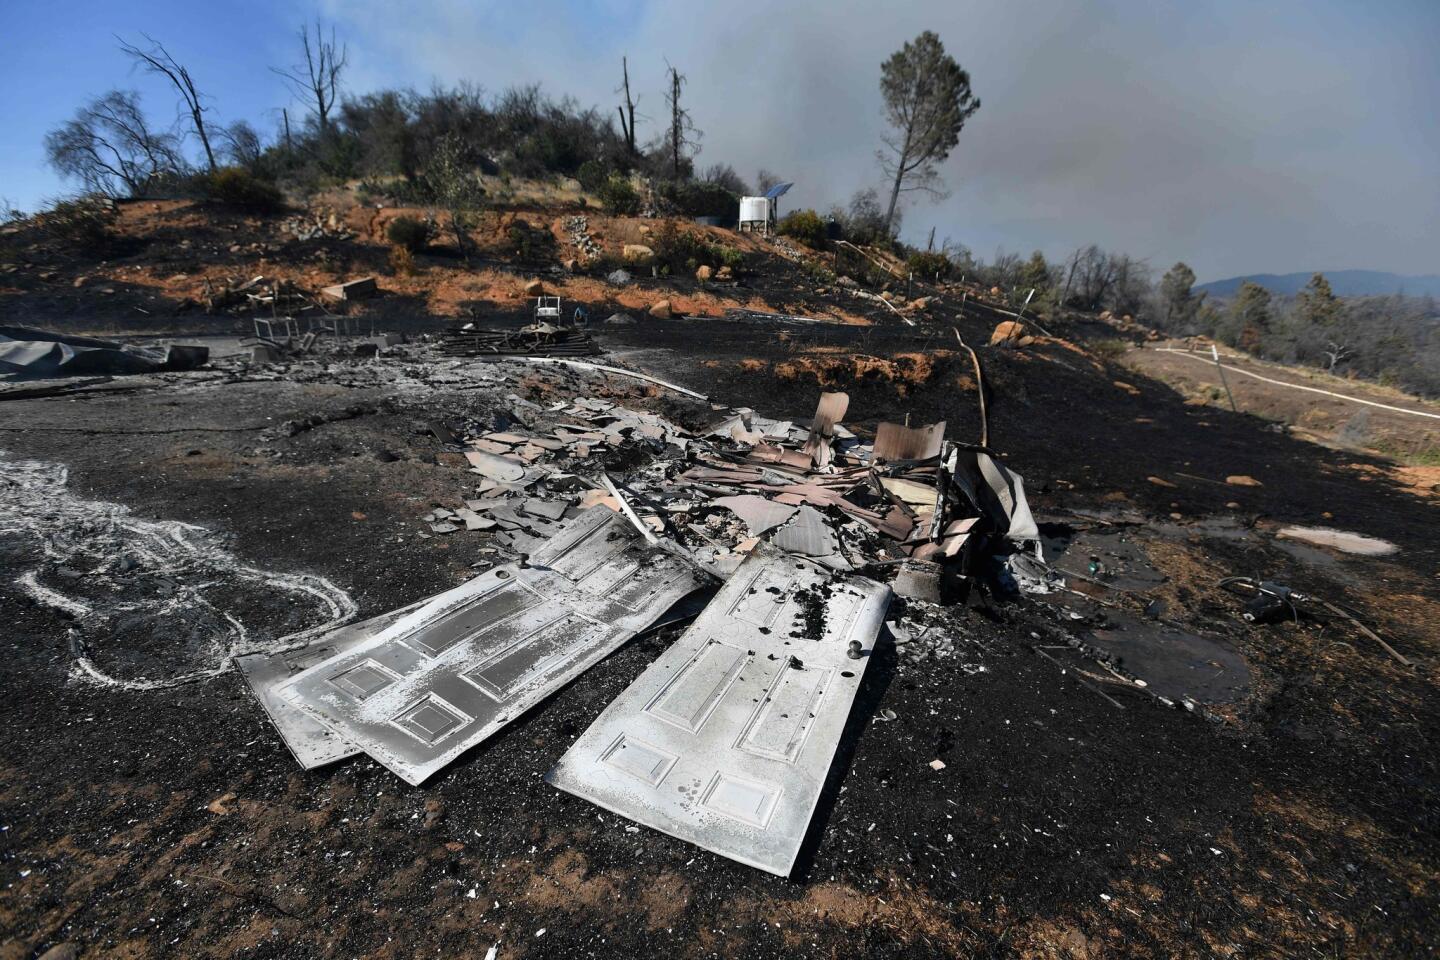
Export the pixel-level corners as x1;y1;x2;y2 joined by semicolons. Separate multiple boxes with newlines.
386;216;430;252
506;218;557;260
598;174;641;216
878;32;980;231
657;179;737;219
37;197;118;251
425;133;486;259
650;221;744;275
907;250;951;280
831;189;895;247
198;167;287;212
1295;273;1343;329
1157;262;1204;333
1219;281;1273;351
575;159;610;193
779;209;827;248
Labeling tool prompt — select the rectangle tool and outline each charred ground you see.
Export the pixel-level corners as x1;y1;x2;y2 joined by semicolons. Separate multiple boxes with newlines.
1;198;1437;959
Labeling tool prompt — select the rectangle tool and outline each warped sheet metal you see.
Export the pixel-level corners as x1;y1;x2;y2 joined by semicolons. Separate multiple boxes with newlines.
279;509;704;784
873;420;946;461
546;549;891;876
236;600;427;769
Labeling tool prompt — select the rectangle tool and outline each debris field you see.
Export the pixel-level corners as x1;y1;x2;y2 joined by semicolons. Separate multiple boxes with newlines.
1;307;1437;958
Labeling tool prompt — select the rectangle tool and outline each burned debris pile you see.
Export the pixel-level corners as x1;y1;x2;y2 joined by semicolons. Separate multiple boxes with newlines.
239;353;1046;876
0;325;208;378
439;295;603;359
438;324;601;359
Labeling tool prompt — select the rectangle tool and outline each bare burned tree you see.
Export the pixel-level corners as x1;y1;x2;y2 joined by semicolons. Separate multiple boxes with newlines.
878;32;980;235
663;61;700;179
45;90;184;197
274;21;348;135
617;56;639;158
220;120;264;170
117;34;216;172
1323;340;1353;372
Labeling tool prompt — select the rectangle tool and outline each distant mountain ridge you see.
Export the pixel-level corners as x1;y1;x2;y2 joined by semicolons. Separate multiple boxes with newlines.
1196;270;1440;299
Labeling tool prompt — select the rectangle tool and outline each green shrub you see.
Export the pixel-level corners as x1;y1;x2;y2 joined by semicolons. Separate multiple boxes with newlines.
1091;338;1130;361
506;218;558;260
907;250;951;280
202;167;286;212
778;209;827;248
657;179;738;219
575;159;610;193
650;222;745;275
38;197;117;251
598;174;641;216
386;216;431;252
358;177;435;206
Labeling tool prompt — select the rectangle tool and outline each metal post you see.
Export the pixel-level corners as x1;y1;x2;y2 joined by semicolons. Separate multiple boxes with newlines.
1212;345;1238;413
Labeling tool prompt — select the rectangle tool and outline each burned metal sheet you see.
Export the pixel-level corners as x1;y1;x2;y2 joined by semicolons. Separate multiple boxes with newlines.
874;420;946;461
769;505;843;563
236;600;428;769
713;494;797;537
546;549;891;876
279;509;704;784
802;391;849;469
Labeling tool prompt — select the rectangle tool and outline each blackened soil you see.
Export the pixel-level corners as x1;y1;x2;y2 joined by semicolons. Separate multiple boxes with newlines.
1;324;1437;959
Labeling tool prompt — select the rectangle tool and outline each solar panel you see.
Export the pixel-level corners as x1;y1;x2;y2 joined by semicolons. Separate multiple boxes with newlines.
763;182;793;200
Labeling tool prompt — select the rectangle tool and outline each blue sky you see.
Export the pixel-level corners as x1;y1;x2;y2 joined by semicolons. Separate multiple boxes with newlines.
2;0;1436;281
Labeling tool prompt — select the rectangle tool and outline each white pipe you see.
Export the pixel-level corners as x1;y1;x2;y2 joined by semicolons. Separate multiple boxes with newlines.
1152;348;1440;421
491;356;708;400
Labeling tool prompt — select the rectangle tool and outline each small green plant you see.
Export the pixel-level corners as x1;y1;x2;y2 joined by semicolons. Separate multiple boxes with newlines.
202;167;286;212
386;216;431;252
716;245;744;271
598;174;641;216
1091;338;1130;361
1371;438;1440;467
778;209;827;248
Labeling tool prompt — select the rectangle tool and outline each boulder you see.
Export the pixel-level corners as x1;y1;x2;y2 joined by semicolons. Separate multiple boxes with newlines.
1225;475;1263;487
523;279;545;295
649;299;673;319
606;268;632;285
695;264;713;281
605;312;637;326
562;258;578;272
623;243;654;262
989;320;1026;346
715;265;733;281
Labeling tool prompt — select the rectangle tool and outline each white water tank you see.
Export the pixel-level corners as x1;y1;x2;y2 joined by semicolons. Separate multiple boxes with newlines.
739;196;770;225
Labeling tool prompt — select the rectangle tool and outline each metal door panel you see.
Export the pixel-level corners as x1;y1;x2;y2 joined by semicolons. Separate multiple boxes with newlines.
546;549;890;876
235;599;427;769
279;509;703;784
